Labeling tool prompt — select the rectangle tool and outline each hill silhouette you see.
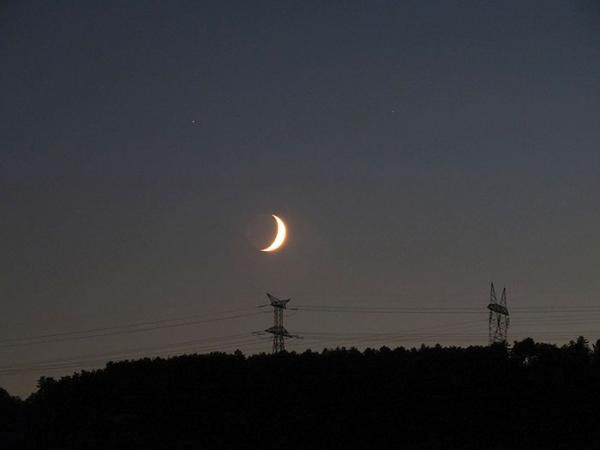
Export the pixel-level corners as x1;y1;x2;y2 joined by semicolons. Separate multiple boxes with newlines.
3;337;600;449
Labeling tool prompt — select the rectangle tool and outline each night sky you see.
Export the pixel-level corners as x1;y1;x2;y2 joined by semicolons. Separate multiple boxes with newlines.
2;1;600;396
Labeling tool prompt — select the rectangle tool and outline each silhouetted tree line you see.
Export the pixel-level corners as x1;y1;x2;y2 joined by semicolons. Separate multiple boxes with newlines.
2;337;600;449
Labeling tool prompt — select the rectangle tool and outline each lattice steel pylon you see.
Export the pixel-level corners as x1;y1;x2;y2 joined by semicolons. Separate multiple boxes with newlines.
264;293;300;353
487;283;510;345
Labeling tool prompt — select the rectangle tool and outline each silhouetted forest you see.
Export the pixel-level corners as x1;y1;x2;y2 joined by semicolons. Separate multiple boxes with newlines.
3;337;600;449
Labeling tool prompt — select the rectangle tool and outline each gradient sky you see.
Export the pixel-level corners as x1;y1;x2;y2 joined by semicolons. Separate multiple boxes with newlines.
2;0;600;396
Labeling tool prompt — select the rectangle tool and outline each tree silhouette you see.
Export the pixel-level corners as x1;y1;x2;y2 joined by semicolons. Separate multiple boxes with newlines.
2;339;600;449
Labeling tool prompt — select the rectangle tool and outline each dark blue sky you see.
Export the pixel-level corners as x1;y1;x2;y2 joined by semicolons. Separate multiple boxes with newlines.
1;0;600;396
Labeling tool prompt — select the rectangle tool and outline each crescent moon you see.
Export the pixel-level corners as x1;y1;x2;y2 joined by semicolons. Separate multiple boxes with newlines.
261;215;287;252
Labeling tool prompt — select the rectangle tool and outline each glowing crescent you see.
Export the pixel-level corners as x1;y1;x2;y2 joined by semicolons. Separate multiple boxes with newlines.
261;215;287;252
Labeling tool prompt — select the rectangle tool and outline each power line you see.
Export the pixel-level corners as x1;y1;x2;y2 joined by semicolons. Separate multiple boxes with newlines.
0;334;265;376
295;304;600;314
4;290;600;381
0;309;267;349
4;301;598;349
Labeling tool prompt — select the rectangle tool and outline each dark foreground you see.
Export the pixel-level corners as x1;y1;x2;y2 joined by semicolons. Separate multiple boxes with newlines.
2;337;600;449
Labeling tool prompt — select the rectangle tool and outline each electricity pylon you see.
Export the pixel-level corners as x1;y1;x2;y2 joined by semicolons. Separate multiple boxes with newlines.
264;293;300;353
487;283;509;345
